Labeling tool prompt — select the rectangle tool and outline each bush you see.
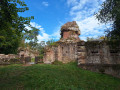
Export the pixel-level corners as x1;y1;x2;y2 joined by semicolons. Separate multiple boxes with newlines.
31;58;35;62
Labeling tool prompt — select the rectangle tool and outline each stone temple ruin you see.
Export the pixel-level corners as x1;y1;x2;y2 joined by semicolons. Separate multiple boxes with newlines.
43;21;87;64
43;21;120;78
43;21;81;63
0;21;120;78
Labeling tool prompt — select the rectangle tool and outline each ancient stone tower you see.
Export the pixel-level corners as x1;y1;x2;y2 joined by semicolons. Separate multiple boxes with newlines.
43;21;81;63
60;21;80;42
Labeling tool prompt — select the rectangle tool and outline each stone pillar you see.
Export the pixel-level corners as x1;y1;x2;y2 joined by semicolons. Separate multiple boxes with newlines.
77;41;86;65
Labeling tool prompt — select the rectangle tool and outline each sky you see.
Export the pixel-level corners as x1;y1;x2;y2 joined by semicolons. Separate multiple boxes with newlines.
19;0;107;42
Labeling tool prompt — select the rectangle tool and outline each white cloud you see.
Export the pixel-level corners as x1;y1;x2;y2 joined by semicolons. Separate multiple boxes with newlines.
42;2;49;7
26;22;60;43
25;22;50;42
67;0;107;41
51;29;61;40
67;0;78;6
77;16;106;41
25;22;43;31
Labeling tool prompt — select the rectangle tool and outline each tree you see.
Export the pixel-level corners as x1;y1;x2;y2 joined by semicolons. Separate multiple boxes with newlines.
0;0;38;54
46;39;57;46
36;41;45;59
95;0;120;40
24;26;39;49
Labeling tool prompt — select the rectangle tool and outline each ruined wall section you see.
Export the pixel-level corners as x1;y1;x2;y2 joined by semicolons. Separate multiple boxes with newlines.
0;54;21;65
43;42;78;64
18;47;39;58
43;46;58;64
84;41;120;64
78;41;120;78
57;42;77;63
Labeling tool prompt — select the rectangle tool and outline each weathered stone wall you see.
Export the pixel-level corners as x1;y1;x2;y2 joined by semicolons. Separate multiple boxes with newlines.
62;31;80;41
18;47;39;58
57;42;77;63
43;42;78;63
84;41;120;64
43;46;58;64
63;31;70;39
44;41;120;65
78;41;120;78
0;54;33;65
0;54;20;65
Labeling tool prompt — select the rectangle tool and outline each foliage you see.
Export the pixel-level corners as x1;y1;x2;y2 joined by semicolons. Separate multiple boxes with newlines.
35;40;58;59
24;26;39;49
107;40;120;49
87;37;97;41
0;63;120;89
87;36;106;41
31;58;35;62
46;39;58;46
0;0;39;54
36;41;45;59
95;0;120;40
99;36;106;40
39;54;44;59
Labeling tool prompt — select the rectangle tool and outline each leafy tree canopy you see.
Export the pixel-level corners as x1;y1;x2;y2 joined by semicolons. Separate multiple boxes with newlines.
46;39;57;46
0;0;39;54
95;0;120;40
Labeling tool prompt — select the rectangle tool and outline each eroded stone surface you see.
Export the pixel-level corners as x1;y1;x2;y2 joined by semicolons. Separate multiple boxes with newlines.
60;21;80;42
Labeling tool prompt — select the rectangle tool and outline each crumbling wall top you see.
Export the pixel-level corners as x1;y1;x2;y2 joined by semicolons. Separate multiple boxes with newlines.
60;21;80;35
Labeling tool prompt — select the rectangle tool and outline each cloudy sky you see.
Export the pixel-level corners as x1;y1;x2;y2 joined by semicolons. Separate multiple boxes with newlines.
19;0;106;42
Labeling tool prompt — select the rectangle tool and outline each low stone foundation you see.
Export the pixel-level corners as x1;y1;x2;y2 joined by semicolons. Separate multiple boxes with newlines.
78;64;120;78
0;54;32;65
0;54;20;65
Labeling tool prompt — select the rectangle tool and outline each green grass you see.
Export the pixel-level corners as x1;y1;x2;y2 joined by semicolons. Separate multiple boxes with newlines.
31;58;35;62
0;62;120;90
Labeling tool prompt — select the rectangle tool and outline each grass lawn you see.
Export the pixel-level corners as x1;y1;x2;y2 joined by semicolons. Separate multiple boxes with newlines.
0;62;120;90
